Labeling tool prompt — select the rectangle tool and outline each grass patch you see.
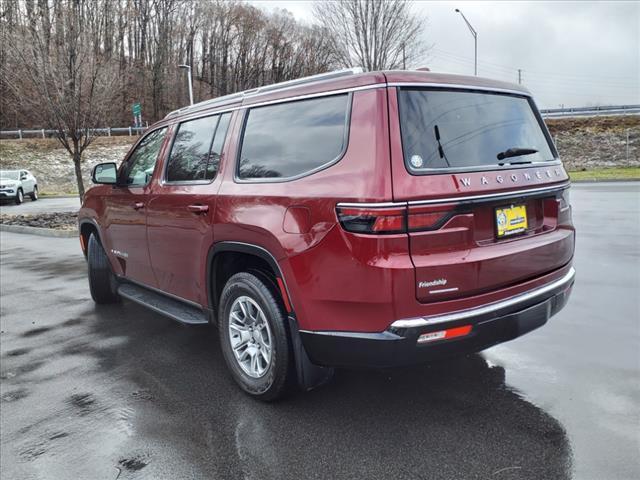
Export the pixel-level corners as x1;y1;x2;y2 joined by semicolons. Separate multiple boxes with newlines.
568;167;640;182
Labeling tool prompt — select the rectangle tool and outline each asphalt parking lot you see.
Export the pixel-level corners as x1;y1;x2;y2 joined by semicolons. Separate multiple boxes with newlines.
1;182;638;480
0;196;80;215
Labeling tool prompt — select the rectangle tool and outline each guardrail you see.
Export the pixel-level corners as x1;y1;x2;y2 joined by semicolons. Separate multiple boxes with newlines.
1;104;639;138
540;104;640;118
0;126;148;140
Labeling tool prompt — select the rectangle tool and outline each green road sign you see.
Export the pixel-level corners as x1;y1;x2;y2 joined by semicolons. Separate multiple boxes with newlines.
132;103;141;116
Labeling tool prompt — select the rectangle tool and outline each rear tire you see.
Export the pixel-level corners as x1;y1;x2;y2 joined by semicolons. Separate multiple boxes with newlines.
15;188;23;205
218;272;294;401
30;186;38;201
87;233;120;304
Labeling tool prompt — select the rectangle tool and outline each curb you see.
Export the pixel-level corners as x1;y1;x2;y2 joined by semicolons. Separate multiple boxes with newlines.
40;194;80;199
0;224;78;238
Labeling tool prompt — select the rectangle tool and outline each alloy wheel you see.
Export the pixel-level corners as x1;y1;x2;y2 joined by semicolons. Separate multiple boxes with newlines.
228;296;273;378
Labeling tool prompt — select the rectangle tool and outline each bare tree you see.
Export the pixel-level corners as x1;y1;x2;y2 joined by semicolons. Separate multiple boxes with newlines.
0;0;339;134
312;0;427;71
1;0;118;200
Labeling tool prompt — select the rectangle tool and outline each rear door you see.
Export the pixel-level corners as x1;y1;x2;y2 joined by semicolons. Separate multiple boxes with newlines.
146;112;233;304
388;86;574;302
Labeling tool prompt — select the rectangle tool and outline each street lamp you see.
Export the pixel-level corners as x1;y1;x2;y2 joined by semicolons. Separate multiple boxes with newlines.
178;64;194;106
455;8;477;76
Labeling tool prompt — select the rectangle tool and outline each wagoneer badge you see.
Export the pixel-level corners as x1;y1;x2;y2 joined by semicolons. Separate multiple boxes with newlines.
418;278;447;289
458;168;562;187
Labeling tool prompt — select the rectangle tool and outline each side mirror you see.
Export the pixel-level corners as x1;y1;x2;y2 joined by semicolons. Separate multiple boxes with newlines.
20;174;27;180
92;162;118;184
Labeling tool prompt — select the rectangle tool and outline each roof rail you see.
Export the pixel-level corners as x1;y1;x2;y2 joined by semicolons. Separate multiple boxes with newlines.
164;67;363;120
249;67;363;96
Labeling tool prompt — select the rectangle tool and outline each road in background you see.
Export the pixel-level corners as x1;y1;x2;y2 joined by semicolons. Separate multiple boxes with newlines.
1;182;638;479
0;196;80;215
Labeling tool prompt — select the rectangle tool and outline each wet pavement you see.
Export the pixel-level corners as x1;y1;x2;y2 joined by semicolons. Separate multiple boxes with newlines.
1;182;638;479
0;196;80;215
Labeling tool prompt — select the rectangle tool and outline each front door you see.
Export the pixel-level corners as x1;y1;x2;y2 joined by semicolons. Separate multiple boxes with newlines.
147;112;233;304
103;127;169;287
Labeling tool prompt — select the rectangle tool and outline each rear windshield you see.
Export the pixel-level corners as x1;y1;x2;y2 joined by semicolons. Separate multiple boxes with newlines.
397;89;555;173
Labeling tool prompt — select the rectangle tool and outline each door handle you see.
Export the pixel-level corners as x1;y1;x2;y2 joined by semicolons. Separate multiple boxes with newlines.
187;204;209;214
133;202;145;210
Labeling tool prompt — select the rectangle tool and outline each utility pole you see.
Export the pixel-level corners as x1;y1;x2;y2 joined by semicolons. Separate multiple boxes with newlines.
518;69;522;84
179;64;194;106
455;8;478;76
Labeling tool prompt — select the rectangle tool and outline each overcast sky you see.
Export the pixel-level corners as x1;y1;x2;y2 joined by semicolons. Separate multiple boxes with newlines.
251;0;639;109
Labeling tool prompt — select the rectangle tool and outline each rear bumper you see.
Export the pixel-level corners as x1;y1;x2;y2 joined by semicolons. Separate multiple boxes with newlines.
300;267;575;368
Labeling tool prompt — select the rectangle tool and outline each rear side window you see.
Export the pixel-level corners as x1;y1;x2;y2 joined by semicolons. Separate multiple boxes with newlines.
207;113;231;179
238;94;350;180
398;89;555;173
166;113;231;182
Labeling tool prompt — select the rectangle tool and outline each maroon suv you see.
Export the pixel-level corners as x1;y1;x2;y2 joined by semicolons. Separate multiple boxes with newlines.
79;69;575;400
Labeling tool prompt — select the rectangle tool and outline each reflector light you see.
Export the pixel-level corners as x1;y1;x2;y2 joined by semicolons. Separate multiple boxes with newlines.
417;325;472;344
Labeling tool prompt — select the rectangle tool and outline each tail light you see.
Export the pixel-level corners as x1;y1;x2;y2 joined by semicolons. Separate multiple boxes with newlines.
559;187;571;211
336;204;456;235
336;206;406;234
557;187;572;225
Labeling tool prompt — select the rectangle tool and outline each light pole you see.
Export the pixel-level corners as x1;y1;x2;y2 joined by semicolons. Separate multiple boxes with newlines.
179;64;194;105
455;8;477;76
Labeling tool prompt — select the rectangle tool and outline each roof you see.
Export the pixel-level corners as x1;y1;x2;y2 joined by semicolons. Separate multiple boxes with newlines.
163;68;530;122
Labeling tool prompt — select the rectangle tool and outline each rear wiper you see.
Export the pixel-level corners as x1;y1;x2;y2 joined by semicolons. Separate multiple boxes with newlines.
496;147;538;161
434;125;451;167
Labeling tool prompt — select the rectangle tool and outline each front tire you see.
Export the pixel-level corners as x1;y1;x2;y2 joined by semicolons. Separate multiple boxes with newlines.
219;272;294;401
87;233;120;304
15;188;23;205
30;186;38;201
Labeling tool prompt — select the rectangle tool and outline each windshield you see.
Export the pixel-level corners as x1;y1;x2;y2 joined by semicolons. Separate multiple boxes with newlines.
0;171;20;180
398;89;555;172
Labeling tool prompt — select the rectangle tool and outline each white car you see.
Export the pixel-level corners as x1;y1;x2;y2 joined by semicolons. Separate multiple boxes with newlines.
0;170;38;204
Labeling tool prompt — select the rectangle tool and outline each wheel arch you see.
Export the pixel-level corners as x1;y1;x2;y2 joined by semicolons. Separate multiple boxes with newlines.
207;241;294;317
78;218;104;258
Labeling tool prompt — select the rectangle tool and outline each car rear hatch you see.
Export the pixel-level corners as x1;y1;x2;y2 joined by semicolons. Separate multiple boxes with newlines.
388;84;574;303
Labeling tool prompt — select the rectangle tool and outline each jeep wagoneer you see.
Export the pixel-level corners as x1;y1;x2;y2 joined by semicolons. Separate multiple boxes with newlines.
79;69;575;400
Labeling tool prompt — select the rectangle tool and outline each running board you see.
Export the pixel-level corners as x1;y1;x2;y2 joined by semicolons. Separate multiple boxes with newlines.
117;283;208;325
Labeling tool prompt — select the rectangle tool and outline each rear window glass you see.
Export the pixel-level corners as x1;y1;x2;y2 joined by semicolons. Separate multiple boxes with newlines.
238;94;350;180
166;115;218;182
207;113;231;179
398;89;555;172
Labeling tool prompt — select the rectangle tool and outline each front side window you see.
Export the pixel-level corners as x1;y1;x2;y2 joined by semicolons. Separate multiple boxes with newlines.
238;94;350;180
124;127;167;186
398;89;555;173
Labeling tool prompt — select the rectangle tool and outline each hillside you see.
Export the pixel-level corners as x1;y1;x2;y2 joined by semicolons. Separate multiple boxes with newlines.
0;115;638;194
546;115;639;171
0;137;135;194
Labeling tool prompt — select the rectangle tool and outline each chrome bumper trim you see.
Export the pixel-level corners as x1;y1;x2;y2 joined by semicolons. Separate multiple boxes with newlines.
390;267;576;329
